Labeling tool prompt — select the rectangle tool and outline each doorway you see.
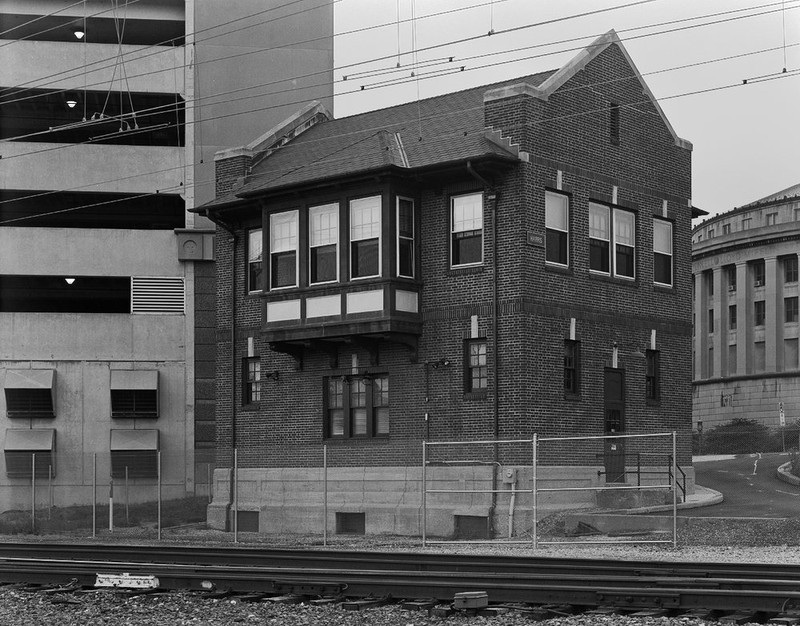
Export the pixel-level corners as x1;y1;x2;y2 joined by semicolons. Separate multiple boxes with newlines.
603;368;626;483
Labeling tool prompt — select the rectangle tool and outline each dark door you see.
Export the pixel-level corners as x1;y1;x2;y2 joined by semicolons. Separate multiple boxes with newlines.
604;368;626;483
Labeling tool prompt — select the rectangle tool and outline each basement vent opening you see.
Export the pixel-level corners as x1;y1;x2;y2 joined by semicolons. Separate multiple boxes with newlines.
335;512;365;535
453;515;489;540
236;511;259;533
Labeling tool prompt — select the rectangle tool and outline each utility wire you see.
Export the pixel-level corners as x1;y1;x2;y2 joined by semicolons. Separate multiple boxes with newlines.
0;0;87;38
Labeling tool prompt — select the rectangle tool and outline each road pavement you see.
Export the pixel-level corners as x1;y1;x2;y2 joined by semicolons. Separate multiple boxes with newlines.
687;452;800;518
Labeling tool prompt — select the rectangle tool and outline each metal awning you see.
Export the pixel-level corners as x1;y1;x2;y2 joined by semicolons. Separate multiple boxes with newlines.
110;429;159;451
4;369;55;390
5;429;55;451
110;370;158;391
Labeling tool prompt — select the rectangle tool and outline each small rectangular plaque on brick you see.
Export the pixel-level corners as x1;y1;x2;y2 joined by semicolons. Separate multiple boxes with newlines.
527;231;544;247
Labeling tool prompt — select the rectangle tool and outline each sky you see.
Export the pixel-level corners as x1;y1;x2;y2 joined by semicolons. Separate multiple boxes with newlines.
331;0;800;222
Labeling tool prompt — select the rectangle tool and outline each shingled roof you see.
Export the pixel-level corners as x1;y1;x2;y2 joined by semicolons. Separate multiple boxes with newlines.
203;68;555;210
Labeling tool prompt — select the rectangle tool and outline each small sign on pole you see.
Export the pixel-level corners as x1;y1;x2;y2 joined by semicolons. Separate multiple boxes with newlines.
779;401;786;428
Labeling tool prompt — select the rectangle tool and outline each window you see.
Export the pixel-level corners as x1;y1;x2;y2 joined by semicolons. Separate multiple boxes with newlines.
653;219;672;286
708;228;714;239
451;193;483;267
397;197;415;278
786;297;799;324
309;203;338;284
726;265;737;292
110;429;158;479
545;191;569;266
609;102;620;145
753;260;765;287
465;339;488;393
708;309;714;333
589;203;635;279
706;270;714;296
247;228;263;293
784;256;798;283
754;300;766;327
742;217;751;230
729;305;737;330
4;370;56;419
564;340;580;395
722;224;731;235
350;196;381;278
243;357;261;404
110;371;158;419
645;350;659;402
325;375;389;438
767;213;777;226
269;211;298;288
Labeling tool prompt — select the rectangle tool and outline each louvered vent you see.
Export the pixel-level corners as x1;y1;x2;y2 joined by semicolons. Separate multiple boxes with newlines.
131;277;184;314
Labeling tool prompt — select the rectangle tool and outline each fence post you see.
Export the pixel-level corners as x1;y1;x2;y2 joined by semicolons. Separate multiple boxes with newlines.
157;451;162;541
233;448;238;544
421;441;427;547
109;477;114;533
48;464;53;520
532;434;538;550
92;453;97;538
30;453;35;534
672;431;678;549
323;444;328;547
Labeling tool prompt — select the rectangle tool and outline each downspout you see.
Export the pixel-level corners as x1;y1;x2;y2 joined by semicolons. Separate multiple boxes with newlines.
466;162;500;536
203;209;237;530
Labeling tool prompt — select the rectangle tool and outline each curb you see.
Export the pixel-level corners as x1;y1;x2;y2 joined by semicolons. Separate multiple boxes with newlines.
776;462;800;486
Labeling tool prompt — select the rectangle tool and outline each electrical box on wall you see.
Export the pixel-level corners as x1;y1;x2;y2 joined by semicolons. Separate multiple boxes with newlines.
502;467;517;484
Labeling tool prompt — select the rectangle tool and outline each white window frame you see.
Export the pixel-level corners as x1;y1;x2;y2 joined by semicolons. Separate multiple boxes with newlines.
545;190;569;267
613;208;636;279
653;218;673;287
451;192;483;268
589;202;610;275
349;196;382;280
396;196;415;278
247;228;263;294
269;210;298;290
589;203;636;279
309;203;339;285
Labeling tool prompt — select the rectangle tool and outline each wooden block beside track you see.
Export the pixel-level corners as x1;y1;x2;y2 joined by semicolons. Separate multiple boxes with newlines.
341;596;391;611
401;598;437;611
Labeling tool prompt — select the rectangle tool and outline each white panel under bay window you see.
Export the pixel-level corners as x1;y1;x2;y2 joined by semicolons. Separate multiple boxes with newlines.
266;299;301;322
347;289;383;314
306;294;342;318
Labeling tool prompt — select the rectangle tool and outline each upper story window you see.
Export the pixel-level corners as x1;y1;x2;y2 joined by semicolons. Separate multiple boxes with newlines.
707;228;714;239
247;228;263;293
589;202;635;279
754;300;766;327
653;218;672;286
729;305;737;330
451;193;483;267
563;339;580;396
269;211;298;289
309;203;339;285
645;349;660;402
752;259;765;288
786;297;799;324
397;197;415;278
545;191;569;267
726;265;737;292
722;224;731;235
609;102;620;145
350;196;381;279
784;256;798;284
767;213;777;226
742;217;751;230
705;270;714;296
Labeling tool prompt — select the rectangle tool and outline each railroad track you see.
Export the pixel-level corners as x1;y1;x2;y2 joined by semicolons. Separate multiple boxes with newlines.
1;543;799;621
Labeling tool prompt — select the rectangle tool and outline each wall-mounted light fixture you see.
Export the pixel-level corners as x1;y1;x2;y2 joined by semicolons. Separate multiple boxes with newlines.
265;370;279;381
430;357;451;369
64;277;76;285
65;97;78;109
73;28;85;39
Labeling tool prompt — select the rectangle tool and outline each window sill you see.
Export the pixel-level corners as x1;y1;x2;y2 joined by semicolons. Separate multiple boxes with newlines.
588;272;639;288
545;264;573;277
464;391;488;401
563;392;581;402
241;403;260;410
323;436;390;443
448;265;485;277
653;283;676;294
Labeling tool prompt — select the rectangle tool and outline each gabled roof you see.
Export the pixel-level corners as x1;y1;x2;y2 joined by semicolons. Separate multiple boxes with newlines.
201;30;689;212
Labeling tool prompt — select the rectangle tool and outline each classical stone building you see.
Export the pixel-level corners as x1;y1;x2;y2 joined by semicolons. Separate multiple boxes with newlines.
199;31;698;537
0;0;332;510
692;183;800;431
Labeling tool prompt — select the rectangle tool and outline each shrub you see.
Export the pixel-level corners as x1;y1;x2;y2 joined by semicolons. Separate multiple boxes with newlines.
700;418;775;455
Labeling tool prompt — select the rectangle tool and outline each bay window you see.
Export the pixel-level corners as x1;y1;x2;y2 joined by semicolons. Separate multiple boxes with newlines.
309;203;339;284
247;228;263;293
269;211;298;289
397;197;415;278
350;196;381;279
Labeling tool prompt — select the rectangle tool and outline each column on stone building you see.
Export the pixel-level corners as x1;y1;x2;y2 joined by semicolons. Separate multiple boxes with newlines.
765;256;779;372
694;271;707;379
712;266;725;378
735;262;749;375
